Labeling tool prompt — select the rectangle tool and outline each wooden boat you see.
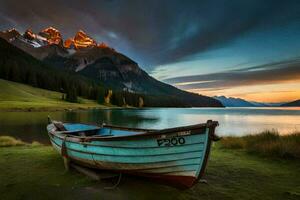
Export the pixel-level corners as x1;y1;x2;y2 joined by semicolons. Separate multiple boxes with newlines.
46;119;219;188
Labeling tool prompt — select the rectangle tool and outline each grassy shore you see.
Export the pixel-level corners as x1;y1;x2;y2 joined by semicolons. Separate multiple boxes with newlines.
0;136;299;200
0;79;110;111
221;131;300;160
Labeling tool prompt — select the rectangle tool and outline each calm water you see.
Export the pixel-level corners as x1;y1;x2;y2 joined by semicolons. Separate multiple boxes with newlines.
0;107;299;143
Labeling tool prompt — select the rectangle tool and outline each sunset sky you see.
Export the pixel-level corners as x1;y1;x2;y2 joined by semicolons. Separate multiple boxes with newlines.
0;0;300;103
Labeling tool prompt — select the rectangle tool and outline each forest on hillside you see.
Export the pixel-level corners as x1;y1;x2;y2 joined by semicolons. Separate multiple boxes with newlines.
0;38;196;107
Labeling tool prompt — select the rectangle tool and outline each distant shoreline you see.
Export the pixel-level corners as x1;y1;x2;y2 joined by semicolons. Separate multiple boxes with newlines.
0;106;106;112
1;105;300;112
0;101;139;112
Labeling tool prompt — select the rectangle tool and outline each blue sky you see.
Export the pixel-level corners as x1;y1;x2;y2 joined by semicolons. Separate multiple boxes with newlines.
154;20;300;79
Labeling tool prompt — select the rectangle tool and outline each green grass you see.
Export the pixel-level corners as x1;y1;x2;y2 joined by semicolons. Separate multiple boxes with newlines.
0;136;25;147
221;130;300;159
0;136;41;147
0;79;108;111
0;138;299;200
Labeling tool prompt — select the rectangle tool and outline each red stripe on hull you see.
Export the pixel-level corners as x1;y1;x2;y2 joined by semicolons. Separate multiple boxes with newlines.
129;172;197;189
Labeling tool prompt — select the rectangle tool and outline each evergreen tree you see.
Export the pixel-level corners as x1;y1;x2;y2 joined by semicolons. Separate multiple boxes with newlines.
66;86;78;103
97;87;105;104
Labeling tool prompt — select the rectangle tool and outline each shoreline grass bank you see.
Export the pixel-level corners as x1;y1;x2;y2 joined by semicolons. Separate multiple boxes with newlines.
0;103;113;112
221;130;300;160
0;135;299;200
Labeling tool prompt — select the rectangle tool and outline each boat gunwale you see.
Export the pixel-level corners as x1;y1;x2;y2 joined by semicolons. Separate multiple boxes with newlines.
47;120;218;142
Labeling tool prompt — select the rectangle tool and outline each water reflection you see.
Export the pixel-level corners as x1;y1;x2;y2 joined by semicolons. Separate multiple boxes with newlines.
0;107;299;143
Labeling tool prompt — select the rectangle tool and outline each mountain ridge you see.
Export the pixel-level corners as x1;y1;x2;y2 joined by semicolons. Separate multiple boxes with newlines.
214;96;284;107
0;29;223;107
213;96;256;107
281;99;300;107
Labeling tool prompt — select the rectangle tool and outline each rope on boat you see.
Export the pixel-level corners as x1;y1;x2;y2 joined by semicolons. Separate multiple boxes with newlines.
61;136;70;171
104;173;122;190
47;115;52;124
91;151;123;189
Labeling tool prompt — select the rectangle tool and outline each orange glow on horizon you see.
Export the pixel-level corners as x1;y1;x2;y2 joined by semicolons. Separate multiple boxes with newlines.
187;82;300;103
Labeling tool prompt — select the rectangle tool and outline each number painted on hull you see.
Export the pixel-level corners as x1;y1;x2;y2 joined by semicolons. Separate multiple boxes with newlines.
157;137;185;147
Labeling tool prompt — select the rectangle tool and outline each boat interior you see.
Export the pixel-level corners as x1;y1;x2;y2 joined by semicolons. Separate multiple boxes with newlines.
50;120;213;138
53;121;147;137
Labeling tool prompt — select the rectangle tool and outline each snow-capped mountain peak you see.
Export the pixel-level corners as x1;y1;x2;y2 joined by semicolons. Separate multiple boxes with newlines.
64;30;97;49
0;28;21;42
39;27;63;45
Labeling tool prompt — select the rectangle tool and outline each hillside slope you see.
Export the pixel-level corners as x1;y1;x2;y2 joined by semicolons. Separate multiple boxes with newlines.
0;79;103;111
281;99;300;107
46;46;223;107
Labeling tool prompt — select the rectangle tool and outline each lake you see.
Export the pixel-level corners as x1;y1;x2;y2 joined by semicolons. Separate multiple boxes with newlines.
0;107;299;143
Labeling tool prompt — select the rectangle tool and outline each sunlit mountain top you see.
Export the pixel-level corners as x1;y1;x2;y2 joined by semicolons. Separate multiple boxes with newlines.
0;27;111;50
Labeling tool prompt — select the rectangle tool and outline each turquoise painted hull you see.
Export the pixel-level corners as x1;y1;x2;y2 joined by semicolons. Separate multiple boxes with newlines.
47;120;218;188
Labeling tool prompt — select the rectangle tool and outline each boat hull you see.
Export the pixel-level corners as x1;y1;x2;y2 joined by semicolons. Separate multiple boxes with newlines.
47;122;217;188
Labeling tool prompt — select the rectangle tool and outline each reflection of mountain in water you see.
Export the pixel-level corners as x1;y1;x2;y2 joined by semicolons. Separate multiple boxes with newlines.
2;108;299;144
60;109;160;128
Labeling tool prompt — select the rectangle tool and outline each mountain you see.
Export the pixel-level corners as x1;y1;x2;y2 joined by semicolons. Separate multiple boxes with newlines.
250;101;283;107
214;96;285;107
0;28;21;41
0;27;223;107
0;36;102;103
0;27;68;60
281;99;300;107
213;96;256;107
64;30;98;49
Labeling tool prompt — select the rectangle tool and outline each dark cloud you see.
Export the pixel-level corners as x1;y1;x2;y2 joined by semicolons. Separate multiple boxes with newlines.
0;0;300;69
163;58;300;90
